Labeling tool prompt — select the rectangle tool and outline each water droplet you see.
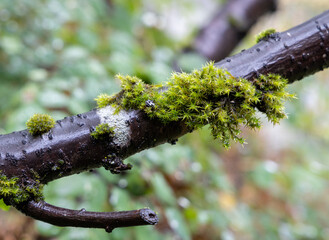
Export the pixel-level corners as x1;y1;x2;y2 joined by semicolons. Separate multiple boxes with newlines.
78;208;86;213
302;53;309;60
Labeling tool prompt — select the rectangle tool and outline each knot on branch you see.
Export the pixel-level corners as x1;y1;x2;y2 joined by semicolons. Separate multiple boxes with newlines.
102;154;132;174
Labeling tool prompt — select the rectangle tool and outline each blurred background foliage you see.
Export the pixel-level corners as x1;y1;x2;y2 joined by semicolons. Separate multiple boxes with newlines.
1;0;329;239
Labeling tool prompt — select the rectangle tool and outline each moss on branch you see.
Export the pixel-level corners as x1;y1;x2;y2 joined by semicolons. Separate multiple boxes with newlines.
26;113;55;136
0;172;44;207
96;63;294;148
255;28;276;43
90;123;115;140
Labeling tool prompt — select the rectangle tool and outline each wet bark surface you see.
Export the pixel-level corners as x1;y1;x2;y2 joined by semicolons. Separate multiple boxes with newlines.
0;109;188;183
216;10;329;82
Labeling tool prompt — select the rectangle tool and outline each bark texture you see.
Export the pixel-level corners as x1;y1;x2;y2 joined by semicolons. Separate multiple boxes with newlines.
216;10;329;82
19;201;158;232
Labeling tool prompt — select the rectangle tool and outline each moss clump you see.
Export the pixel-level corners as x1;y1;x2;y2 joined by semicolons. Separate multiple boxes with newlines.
97;62;294;148
95;94;117;108
256;28;276;43
26;113;55;136
0;172;44;206
91;123;115;140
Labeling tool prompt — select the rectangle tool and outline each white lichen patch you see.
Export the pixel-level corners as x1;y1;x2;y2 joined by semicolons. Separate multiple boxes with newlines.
97;106;131;147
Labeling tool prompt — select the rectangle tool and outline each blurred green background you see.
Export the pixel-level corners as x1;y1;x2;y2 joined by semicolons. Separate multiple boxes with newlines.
1;0;329;239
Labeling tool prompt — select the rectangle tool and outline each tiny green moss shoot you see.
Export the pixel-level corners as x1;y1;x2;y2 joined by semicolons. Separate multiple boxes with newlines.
95;94;116;108
256;28;276;43
26;113;55;136
96;62;294;148
0;172;43;206
91;123;115;140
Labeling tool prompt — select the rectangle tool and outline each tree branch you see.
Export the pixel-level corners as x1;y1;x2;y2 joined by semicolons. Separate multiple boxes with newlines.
18;200;158;232
1;10;329;231
190;0;277;61
216;10;329;82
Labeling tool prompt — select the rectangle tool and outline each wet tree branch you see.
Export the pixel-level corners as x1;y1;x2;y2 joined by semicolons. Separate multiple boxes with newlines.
0;10;329;231
18;201;158;232
216;10;329;83
189;0;277;61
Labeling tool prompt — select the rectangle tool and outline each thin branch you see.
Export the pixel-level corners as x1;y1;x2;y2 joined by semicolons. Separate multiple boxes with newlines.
18;200;158;232
190;0;277;61
216;10;329;83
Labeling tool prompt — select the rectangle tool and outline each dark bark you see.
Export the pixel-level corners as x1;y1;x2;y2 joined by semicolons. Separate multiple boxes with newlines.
216;10;329;83
0;109;187;183
1;10;329;232
18;201;158;232
190;0;277;62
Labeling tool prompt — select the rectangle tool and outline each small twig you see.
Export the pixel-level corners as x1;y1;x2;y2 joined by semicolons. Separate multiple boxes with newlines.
18;200;158;232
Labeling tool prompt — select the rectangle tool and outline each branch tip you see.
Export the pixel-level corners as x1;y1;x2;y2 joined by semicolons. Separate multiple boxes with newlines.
140;208;159;225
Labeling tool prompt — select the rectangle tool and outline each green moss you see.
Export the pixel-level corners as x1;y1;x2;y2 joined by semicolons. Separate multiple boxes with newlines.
95;94;116;108
26;113;55;136
256;28;276;43
0;172;44;206
0;199;10;211
97;62;294;148
91;123;115;140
